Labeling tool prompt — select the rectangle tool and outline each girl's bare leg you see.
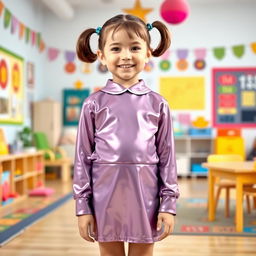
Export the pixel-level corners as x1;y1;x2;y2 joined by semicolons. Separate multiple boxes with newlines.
128;242;154;256
98;241;126;256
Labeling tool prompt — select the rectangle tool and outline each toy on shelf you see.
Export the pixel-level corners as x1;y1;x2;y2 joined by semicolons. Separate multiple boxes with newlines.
0;129;9;155
215;128;245;160
189;116;212;136
1;171;18;206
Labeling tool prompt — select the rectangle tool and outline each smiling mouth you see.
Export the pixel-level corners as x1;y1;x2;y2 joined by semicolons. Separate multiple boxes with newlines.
117;64;136;69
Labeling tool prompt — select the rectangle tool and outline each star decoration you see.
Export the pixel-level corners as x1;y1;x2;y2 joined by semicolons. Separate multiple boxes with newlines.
122;0;153;23
74;80;84;89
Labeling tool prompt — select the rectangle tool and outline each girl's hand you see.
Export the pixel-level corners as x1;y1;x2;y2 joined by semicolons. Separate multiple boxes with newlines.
157;212;175;241
77;214;97;242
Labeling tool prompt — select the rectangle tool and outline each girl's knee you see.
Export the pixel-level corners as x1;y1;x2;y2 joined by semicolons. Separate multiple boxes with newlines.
98;241;125;256
128;242;154;256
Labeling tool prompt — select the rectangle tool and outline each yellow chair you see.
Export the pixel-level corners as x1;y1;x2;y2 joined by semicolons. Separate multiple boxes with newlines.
207;154;251;217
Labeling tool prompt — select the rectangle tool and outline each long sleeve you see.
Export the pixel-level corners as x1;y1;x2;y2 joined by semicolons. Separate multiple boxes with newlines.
155;99;180;215
73;99;95;216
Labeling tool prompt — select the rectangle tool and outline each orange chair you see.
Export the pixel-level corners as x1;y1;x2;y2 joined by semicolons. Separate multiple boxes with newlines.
207;154;252;217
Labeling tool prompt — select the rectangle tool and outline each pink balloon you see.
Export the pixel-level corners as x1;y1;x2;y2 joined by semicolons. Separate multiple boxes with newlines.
160;0;190;24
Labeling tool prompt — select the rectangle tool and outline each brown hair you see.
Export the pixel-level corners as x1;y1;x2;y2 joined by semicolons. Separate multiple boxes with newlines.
76;14;171;63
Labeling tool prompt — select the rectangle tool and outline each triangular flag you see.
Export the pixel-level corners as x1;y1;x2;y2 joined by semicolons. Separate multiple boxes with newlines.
48;47;60;61
19;22;25;39
194;48;206;59
0;1;4;17
25;27;30;43
232;45;245;58
250;42;256;54
31;31;36;46
177;49;188;59
11;16;18;34
213;47;225;60
3;8;11;29
37;33;41;48
40;40;46;52
65;50;76;62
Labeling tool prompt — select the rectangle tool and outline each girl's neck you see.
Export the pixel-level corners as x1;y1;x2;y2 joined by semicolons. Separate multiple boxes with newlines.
112;78;140;89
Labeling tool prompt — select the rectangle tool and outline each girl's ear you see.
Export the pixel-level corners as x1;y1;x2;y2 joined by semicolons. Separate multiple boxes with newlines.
97;50;106;65
145;49;152;64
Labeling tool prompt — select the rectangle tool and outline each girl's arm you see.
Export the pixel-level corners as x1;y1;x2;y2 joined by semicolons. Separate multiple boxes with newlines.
73;99;95;216
155;99;180;216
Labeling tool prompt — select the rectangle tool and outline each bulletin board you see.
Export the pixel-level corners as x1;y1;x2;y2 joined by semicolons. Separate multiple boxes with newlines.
63;89;90;126
212;67;256;127
160;77;205;110
0;46;24;124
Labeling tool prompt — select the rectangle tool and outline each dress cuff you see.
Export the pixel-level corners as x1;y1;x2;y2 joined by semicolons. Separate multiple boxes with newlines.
75;197;93;216
158;196;177;216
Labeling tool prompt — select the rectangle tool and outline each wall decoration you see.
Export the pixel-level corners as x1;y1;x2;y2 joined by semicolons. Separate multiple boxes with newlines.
212;67;256;128
159;60;171;71
64;50;76;73
47;48;60;61
27;62;34;88
144;60;154;72
63;89;90;126
81;63;92;74
194;48;206;70
74;80;84;89
176;49;188;71
122;0;153;23
160;76;205;110
98;62;108;73
160;0;190;25
232;45;245;58
0;46;24;124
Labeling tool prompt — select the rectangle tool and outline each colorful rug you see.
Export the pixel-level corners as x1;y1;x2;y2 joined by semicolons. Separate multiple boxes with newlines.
174;198;256;236
0;192;72;246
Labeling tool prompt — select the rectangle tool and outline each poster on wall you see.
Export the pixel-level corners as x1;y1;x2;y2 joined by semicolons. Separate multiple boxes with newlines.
160;76;205;110
0;46;24;124
212;67;256;127
63;89;90;126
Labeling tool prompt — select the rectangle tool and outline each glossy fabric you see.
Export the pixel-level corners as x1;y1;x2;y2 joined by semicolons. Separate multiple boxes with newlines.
73;79;180;243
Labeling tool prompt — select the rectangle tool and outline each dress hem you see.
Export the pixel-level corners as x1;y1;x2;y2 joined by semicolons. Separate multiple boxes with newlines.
93;235;160;243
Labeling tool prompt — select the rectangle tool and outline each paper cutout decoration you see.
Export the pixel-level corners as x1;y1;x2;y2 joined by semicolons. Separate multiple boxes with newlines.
74;80;84;89
98;63;108;73
232;45;245;58
176;49;188;71
159;60;171;71
160;0;190;24
11;16;18;34
64;50;76;74
48;48;60;61
251;42;256;54
123;0;153;23
81;63;92;74
144;60;154;72
194;48;206;70
192;116;209;128
4;8;11;28
0;1;4;16
161;49;171;60
19;22;25;39
213;47;225;60
0;59;8;89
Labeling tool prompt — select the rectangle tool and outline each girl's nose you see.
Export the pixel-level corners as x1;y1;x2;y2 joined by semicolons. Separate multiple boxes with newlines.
121;49;131;60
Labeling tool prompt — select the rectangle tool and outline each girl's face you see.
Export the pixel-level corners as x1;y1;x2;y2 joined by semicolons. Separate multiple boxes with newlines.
97;28;151;87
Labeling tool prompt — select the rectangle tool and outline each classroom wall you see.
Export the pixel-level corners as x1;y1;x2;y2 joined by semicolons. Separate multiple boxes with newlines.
41;1;256;153
0;0;256;154
0;0;45;143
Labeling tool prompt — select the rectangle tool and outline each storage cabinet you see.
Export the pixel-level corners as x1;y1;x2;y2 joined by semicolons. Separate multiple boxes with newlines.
175;136;213;177
33;99;62;148
0;151;44;208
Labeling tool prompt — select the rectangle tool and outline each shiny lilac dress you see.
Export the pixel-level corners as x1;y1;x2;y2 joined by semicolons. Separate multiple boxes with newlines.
73;79;180;243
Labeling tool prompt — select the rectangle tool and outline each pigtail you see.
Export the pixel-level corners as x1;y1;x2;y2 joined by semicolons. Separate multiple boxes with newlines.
151;21;171;57
76;28;97;63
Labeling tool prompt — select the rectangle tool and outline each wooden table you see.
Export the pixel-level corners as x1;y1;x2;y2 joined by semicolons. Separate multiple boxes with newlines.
202;161;256;232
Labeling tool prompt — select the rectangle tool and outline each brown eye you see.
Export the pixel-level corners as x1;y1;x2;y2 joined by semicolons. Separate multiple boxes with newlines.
111;47;120;52
131;46;141;51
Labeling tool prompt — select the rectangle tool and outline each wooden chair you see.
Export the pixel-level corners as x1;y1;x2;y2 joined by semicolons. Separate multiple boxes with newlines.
207;154;252;217
243;186;256;214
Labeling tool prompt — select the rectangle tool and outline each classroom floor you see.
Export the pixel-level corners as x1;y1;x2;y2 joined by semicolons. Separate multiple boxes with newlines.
0;178;255;256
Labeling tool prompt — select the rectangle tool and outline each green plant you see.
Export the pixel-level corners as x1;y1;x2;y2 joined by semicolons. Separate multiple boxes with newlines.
18;127;34;148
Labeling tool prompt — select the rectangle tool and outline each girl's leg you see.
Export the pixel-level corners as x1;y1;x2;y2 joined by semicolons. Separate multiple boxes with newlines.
128;242;154;256
98;241;126;256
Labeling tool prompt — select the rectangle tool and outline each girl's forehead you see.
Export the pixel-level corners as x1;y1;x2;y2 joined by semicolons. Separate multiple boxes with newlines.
106;29;144;43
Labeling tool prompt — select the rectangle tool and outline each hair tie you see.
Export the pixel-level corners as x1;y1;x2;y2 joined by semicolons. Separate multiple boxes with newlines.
146;23;153;31
95;26;102;35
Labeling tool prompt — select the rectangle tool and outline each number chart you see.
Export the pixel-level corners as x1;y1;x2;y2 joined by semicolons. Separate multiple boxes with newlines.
212;67;256;127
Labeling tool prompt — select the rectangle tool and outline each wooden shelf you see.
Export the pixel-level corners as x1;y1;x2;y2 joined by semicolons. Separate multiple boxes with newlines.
0;151;45;208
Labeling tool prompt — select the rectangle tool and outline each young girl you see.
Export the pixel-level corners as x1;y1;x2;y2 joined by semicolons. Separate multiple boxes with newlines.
73;14;180;256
